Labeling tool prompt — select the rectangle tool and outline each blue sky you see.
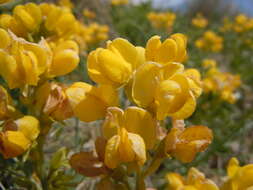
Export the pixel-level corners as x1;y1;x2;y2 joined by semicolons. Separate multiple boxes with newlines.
150;0;253;15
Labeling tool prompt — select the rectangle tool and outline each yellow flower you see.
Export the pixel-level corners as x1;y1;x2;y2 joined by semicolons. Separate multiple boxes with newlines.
0;29;49;89
221;157;253;190
13;3;42;33
35;82;73;121
202;59;241;103
195;31;223;52
166;167;218;190
43;5;78;38
111;0;129;6
103;106;157;149
191;13;208;28
165;124;213;163
131;62;202;120
105;127;146;169
87;38;144;87
58;0;73;10
146;33;187;64
0;131;30;159
0;14;28;37
147;12;176;31
0;115;39;159
46;40;80;77
0;85;15;120
66;82;119;122
83;9;96;19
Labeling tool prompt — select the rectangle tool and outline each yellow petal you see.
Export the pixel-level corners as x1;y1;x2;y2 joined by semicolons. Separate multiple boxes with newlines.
155;38;177;63
0;28;11;49
166;173;184;189
227;157;240;178
132;62;161;107
103;107;124;139
145;35;161;61
74;94;107;122
124;106;157;149
170;92;196;120
98;49;132;84
15;116;40;141
87;49;115;85
104;135;121;169
50;49;79;77
128;132;146;166
107;38;137;68
0;131;30;159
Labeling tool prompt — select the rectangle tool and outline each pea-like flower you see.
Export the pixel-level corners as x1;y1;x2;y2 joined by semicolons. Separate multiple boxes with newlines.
131;62;202;120
166;167;219;190
145;33;187;64
66;82;119;122
0;116;40;159
221;157;253;190
102;106;158;169
46;40;80;77
35;82;73;121
87;38;145;87
164;123;213;163
147;11;176;31
0;29;49;89
13;3;42;33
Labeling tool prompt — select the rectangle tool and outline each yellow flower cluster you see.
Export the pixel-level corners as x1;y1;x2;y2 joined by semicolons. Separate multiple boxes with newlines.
0;2;108;52
202;59;241;104
111;0;129;6
147;11;176;31
166;157;253;190
0;29;79;89
221;14;253;33
195;31;223;52
0;87;40;158
70;34;213;180
191;13;208;28
83;9;96;19
233;14;253;33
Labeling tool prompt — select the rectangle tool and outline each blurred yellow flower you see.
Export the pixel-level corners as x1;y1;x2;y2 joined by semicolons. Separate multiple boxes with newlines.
0;115;40;159
202;59;241;104
83;9;96;19
165;123;213;163
111;0;129;6
195;31;223;52
146;34;187;64
166;167;218;190
131;62;202;120
147;11;176;31
66;82;119;122
221;157;253;190
87;38;144;87
191;13;208;28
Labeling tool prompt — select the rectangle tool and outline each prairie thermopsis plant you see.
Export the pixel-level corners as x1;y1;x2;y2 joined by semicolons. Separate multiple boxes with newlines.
69;33;214;189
